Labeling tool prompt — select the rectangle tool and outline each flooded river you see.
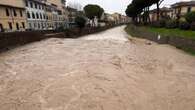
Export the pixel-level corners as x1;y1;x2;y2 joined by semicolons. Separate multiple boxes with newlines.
0;26;195;110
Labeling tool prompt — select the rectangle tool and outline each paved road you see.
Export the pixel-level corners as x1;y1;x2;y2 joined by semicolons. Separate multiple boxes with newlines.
0;26;195;110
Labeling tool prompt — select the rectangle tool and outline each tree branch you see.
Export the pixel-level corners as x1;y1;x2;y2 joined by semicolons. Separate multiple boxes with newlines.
159;0;164;5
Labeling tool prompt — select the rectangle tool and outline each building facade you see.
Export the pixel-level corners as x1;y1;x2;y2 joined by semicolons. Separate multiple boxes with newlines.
67;6;78;27
120;15;131;24
0;0;69;32
0;0;27;32
45;3;54;30
104;13;115;22
101;13;130;26
25;0;47;30
111;13;121;24
25;0;68;30
148;1;195;22
47;0;68;29
149;7;172;22
171;1;195;20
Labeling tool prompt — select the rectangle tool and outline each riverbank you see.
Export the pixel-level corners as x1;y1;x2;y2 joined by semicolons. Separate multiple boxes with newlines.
0;24;124;53
125;24;195;55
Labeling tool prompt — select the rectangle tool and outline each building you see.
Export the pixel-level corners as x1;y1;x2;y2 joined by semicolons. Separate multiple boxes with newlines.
104;13;115;22
171;1;195;20
47;0;68;29
101;13;130;26
120;15;131;24
100;13;114;26
67;6;78;28
25;0;68;30
0;0;27;32
111;13;130;24
0;0;69;32
45;3;55;30
111;13;122;24
25;0;47;30
149;7;172;22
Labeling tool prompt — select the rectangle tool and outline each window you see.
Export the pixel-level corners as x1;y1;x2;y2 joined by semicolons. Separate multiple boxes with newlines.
13;9;17;17
178;8;181;14
38;23;40;29
20;10;23;17
34;23;36;28
30;2;33;8
32;12;35;19
6;8;9;16
187;7;191;13
22;22;25;28
41;23;44;28
42;6;44;10
40;13;42;19
25;0;28;7
0;23;4;32
29;23;32;28
8;22;12;30
36;13;39;19
43;14;46;19
39;5;41;9
16;23;19;30
27;11;31;18
35;3;37;9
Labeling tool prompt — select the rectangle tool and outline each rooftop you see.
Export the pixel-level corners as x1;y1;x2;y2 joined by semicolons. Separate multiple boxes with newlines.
171;1;195;7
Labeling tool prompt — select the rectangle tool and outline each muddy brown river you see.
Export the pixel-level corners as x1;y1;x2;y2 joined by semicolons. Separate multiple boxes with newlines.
0;26;195;110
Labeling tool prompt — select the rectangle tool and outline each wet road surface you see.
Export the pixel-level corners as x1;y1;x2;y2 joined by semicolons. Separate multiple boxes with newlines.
0;26;195;110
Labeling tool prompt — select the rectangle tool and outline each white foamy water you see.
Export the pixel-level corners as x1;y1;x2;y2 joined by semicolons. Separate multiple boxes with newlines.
82;26;128;42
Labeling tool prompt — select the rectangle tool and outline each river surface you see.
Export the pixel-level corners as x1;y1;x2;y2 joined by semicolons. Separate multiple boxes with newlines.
0;26;195;110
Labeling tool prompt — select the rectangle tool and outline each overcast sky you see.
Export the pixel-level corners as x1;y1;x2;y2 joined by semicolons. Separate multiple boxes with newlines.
67;0;191;15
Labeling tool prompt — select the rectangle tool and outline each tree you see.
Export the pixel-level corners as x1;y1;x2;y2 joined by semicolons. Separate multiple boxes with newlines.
75;16;86;29
84;4;104;19
185;12;195;23
156;0;164;21
125;0;164;22
125;4;142;23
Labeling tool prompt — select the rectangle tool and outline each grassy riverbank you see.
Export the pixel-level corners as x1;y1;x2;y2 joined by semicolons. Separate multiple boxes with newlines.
125;24;195;39
125;24;195;56
148;27;195;40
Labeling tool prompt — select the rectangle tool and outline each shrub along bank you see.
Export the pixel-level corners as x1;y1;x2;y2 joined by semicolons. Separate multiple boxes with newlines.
125;24;195;55
150;11;195;31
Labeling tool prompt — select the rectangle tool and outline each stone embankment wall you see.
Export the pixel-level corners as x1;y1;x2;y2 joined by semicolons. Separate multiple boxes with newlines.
0;25;123;51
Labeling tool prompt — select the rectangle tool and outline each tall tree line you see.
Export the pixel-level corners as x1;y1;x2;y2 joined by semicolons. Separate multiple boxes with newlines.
125;0;164;23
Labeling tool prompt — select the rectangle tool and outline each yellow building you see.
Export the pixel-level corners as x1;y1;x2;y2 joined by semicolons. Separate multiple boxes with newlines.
0;0;27;32
171;1;195;20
